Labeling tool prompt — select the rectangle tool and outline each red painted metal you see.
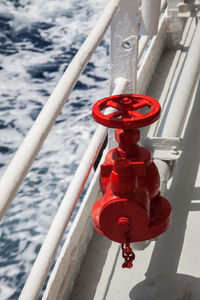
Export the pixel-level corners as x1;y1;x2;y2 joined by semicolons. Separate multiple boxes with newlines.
92;94;171;268
92;94;161;129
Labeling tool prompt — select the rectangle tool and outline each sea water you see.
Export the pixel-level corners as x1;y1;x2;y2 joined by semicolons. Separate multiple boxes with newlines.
0;0;109;298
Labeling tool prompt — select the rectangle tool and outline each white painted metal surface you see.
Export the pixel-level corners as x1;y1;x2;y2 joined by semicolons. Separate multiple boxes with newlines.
141;137;183;161
168;0;179;10
137;8;167;93
0;0;124;224
110;0;140;94
138;0;167;61
148;17;195;137
141;0;161;36
161;20;200;137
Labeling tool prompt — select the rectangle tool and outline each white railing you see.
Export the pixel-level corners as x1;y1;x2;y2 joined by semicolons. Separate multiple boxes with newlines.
0;0;170;299
0;0;123;222
0;0;168;223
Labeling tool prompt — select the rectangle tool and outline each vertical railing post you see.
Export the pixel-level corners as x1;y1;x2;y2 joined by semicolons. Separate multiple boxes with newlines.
110;0;140;94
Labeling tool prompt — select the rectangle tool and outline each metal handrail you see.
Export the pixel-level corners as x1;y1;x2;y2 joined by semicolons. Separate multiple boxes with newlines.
0;0;124;223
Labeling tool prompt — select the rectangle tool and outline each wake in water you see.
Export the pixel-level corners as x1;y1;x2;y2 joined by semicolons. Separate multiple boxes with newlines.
0;0;109;298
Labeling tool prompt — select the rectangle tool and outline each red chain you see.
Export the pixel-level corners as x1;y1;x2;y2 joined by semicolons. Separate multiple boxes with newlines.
121;242;135;268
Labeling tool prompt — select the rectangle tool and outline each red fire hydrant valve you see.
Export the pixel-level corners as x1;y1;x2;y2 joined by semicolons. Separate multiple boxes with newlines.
92;94;171;268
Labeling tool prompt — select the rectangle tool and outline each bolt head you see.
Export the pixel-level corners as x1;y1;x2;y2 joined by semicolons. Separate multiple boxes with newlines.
171;146;179;155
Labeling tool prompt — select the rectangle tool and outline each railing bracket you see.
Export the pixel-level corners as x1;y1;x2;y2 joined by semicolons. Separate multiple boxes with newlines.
178;3;200;18
140;137;183;161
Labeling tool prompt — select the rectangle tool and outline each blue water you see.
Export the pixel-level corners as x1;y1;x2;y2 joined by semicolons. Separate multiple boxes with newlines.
0;0;109;298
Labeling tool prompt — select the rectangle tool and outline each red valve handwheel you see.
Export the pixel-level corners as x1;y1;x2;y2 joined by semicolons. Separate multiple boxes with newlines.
92;94;161;129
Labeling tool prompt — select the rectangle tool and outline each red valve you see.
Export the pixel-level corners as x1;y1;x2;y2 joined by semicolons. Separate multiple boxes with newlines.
92;94;161;129
91;94;171;269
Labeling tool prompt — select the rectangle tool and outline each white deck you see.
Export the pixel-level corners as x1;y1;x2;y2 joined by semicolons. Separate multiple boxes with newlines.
70;45;200;300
